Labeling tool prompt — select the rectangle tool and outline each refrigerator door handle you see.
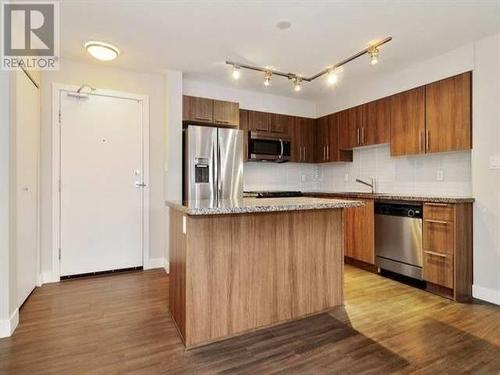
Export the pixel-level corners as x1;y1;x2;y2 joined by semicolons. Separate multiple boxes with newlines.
212;138;218;202
217;134;222;201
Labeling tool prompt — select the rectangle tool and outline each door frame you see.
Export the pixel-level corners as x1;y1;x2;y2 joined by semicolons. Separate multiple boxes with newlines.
51;83;150;281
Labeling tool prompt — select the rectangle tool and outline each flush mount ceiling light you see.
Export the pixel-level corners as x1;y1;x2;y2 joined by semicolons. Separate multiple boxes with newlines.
85;41;120;61
226;37;392;92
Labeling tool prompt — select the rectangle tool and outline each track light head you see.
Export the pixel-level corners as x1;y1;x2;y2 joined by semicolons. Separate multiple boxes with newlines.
293;77;302;92
264;71;272;87
368;47;379;65
231;65;241;80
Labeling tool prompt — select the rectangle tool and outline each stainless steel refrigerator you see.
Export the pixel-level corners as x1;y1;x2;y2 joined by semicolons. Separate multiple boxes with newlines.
183;125;243;202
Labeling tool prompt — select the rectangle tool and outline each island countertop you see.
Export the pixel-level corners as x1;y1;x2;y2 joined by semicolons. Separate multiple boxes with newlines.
166;197;364;216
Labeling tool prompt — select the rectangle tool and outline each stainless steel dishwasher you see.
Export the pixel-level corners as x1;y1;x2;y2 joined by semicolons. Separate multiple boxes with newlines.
375;201;423;280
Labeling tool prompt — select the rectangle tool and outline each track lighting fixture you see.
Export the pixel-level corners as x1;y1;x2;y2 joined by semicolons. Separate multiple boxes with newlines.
368;47;379;65
264;71;272;87
231;65;241;80
293;77;302;92
226;36;391;92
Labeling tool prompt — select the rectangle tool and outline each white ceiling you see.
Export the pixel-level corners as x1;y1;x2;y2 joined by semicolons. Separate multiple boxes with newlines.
60;0;500;99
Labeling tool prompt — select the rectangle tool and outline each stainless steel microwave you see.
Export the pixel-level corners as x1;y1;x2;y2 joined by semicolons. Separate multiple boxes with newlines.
248;131;291;162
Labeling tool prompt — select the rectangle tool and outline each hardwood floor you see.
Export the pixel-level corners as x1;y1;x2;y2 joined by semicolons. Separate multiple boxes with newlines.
1;265;500;374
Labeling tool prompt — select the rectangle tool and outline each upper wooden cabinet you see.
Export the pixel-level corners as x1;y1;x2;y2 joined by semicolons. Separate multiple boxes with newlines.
213;100;239;126
239;109;250;161
425;72;472;153
270;113;292;134
390;87;426;156
365;97;390;146
292;117;315;163
248;110;270;132
183;96;239;127
316;114;352;163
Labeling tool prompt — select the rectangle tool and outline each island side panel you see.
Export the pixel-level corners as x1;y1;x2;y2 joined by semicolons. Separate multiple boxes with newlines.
168;208;187;341
184;209;344;348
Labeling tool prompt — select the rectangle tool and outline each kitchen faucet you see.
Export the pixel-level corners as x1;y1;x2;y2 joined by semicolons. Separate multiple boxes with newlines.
355;177;375;194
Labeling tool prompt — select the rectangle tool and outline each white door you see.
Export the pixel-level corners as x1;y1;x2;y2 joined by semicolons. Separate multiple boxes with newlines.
16;70;40;305
59;91;144;276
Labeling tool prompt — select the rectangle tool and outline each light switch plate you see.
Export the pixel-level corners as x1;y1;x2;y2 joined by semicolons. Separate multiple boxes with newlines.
489;155;500;170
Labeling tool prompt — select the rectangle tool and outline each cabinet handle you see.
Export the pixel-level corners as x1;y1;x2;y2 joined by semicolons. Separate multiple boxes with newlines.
426;130;430;152
323;146;326;161
361;128;365;145
426;202;449;207
425;219;449;225
215;119;229;124
326;145;329;160
304;147;307;161
195;117;210;121
424;250;448;258
419;131;424;153
357;128;360;145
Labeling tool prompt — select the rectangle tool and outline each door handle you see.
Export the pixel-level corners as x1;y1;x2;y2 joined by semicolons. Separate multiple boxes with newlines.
323;146;326;161
424;250;447;258
419;131;424;153
326;145;329;160
425;219;448;225
357;128;360;145
135;182;146;187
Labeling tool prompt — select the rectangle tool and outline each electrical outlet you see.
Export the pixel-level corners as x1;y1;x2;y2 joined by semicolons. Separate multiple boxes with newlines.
344;173;349;182
436;169;444;181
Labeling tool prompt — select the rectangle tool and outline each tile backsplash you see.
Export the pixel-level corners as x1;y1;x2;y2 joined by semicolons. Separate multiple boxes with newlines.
244;144;472;197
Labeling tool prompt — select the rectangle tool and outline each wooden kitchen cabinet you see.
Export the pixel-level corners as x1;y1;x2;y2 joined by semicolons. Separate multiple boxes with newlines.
390;86;426;156
248;110;270;132
239;109;250;161
270;113;292;134
183;95;239;127
365;96;391;145
292;117;315;163
422;202;473;301
213;100;239;126
425;72;472;153
316;114;352;163
344;199;375;265
183;95;213;124
316;115;330;162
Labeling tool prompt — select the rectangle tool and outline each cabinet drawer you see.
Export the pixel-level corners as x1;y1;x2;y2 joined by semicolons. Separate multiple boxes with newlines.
423;251;453;289
424;203;454;222
423;220;454;255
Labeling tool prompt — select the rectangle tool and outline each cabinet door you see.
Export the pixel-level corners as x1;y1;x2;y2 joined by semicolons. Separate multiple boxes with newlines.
301;118;316;163
290;117;301;162
425;72;471;153
344;199;375;264
337;110;352;150
390;87;425;156
213;100;239;127
365;97;390;145
350;105;367;147
270;113;291;134
316;116;329;163
183;96;213;123
248;110;270;132
239;110;250;161
329;114;353;162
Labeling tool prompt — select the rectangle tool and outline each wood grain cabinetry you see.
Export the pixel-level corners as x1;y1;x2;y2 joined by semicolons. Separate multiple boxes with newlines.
425;72;471;153
239;109;250;161
316;114;352;163
270;113;292;134
344;199;375;265
365;97;390;145
183;95;239;127
422;202;472;301
248;110;270;132
390;87;426;156
293;117;315;163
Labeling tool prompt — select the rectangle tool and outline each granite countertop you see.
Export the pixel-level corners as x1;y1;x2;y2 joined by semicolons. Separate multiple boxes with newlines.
303;191;475;203
166;197;364;216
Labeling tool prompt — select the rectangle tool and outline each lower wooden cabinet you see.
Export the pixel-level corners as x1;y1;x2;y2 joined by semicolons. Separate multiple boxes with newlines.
422;202;472;301
344;199;375;265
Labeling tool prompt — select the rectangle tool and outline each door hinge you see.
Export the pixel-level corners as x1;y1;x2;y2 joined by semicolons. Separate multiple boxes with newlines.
58;248;61;260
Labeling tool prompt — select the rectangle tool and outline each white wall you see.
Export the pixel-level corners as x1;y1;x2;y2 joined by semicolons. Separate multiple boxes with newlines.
471;33;500;305
39;58;175;280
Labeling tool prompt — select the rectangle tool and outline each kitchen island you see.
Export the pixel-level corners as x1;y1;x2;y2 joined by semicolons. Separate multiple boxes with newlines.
166;197;363;349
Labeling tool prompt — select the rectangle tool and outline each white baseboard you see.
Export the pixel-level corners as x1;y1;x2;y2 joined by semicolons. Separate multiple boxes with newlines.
0;308;19;338
144;257;165;270
473;285;500;305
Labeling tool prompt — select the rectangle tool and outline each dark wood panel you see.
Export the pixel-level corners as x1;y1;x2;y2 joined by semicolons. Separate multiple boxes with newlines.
344;199;375;264
425;71;472;153
183;95;213;123
365;96;390;145
270;113;292;134
423;252;454;289
248;110;270;132
213;100;239;126
315;115;329;163
390;87;426;156
239;109;250;161
454;203;473;302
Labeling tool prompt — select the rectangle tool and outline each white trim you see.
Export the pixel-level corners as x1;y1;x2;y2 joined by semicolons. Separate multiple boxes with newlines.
51;83;150;280
0;308;19;338
473;285;500;306
145;258;165;270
